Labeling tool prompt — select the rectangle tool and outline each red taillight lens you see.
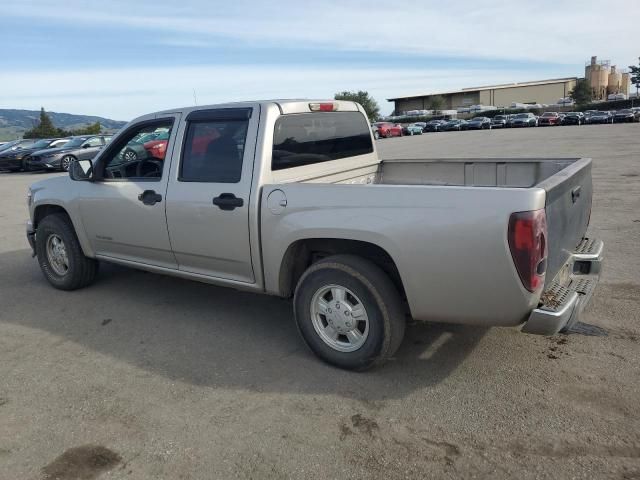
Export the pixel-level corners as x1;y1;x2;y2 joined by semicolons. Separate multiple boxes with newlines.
508;209;548;292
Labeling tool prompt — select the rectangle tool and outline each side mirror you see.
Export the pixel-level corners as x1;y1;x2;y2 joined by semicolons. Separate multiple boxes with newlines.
69;159;93;181
82;143;90;148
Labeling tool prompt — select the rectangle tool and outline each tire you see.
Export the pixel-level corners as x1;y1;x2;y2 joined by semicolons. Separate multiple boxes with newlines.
374;131;380;140
294;255;406;370
123;149;138;162
35;213;98;291
61;155;76;172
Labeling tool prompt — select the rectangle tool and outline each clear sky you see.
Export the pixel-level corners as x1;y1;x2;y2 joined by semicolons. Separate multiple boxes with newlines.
1;0;638;120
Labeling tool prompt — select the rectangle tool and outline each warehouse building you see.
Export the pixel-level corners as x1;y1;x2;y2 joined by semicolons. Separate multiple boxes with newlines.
388;77;578;114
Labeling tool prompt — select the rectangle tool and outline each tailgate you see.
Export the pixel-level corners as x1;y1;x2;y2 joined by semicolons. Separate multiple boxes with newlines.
539;158;592;284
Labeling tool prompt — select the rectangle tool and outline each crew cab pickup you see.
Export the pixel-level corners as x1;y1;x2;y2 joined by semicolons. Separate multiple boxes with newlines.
26;100;603;370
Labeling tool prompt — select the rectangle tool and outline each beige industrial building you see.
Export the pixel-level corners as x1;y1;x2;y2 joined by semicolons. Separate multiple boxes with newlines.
389;77;578;114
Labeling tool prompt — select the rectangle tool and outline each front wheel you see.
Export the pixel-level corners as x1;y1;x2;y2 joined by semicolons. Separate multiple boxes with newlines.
61;155;76;172
36;214;98;290
294;255;406;370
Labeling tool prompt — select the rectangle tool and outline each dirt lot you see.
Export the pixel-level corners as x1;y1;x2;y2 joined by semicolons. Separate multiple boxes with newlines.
1;124;639;479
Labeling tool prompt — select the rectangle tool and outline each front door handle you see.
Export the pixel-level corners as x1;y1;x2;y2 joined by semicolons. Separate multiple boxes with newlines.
213;193;244;210
138;190;162;205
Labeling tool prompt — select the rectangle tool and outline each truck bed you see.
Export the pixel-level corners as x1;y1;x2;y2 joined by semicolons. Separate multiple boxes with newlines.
375;158;592;287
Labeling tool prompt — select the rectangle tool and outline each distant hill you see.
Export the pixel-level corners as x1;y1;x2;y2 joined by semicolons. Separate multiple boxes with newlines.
0;109;127;141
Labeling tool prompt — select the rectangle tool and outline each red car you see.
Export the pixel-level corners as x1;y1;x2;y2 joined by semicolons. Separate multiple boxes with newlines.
372;122;403;138
538;112;561;126
143;130;222;160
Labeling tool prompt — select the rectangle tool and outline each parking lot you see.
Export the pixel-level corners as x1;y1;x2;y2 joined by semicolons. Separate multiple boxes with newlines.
1;123;639;479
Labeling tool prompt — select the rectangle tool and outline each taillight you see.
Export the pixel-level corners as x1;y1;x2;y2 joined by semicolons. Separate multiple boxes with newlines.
508;209;548;292
309;102;338;112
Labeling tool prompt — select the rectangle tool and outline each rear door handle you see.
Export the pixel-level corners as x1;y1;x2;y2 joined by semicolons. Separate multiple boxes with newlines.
213;193;244;210
138;190;162;205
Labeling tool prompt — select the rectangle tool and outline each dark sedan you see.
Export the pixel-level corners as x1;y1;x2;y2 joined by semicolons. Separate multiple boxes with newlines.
0;138;68;172
464;117;492;130
562;112;585;125
588;111;614;124
423;119;448;132
441;119;467;131
26;135;111;172
613;109;636;123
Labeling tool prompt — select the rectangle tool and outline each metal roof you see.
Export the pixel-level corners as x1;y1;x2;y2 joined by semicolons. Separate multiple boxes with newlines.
387;77;578;101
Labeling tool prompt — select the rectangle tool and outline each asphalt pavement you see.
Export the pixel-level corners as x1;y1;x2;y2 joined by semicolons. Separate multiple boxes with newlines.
1;123;639;479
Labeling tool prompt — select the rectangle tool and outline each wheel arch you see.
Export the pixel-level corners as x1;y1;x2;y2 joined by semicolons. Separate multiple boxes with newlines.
278;238;406;302
33;203;94;257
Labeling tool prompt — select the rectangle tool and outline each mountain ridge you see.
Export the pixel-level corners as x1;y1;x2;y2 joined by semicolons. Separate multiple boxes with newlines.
0;108;127;140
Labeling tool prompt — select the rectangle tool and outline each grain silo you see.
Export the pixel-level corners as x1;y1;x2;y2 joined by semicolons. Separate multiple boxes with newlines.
585;56;610;100
607;66;623;94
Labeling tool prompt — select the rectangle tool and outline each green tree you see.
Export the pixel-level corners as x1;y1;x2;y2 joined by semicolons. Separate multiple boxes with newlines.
334;90;380;121
569;79;593;106
23;107;61;138
629;64;640;102
78;122;102;135
427;95;445;114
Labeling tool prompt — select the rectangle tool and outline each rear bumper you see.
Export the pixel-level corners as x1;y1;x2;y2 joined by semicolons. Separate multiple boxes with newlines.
522;238;603;335
0;157;23;170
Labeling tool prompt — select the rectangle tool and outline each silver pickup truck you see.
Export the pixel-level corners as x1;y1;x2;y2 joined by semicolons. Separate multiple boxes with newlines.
26;100;603;370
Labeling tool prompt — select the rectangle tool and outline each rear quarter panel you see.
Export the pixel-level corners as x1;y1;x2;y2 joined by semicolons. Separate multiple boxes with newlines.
261;183;546;327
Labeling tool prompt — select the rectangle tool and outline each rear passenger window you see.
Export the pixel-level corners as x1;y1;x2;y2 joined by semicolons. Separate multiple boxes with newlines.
272;112;374;171
180;120;249;183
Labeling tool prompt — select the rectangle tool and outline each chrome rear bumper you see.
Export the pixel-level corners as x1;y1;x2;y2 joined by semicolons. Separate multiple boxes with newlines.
522;238;603;335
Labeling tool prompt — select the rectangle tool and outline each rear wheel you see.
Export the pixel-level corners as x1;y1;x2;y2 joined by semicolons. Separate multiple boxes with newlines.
36;214;98;290
294;255;406;370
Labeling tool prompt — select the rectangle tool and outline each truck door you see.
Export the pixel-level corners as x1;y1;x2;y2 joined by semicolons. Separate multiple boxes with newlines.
164;106;259;283
78;114;181;269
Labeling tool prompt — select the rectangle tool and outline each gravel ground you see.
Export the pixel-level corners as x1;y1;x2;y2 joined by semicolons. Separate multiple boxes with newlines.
1;123;639;480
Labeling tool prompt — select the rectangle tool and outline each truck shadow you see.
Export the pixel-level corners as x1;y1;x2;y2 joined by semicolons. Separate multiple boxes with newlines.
0;249;487;400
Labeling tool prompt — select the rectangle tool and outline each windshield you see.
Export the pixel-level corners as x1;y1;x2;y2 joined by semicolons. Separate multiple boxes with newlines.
471;117;484;121
513;114;528;119
567;112;580;116
494;116;506;120
63;137;88;148
618;109;632;114
31;139;52;148
541;112;556;117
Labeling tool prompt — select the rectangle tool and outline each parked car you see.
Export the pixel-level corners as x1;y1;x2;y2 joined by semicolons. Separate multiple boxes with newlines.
464;117;492;130
562;112;585;126
120;131;168;162
142;131;171;159
508;113;538;127
372;122;402;138
538;112;561;126
490;115;510;128
613;109;636;123
588;111;614;124
0;139;35;154
582;110;599;124
26;135;112;172
423;119;448;132
26;99;603;370
0;138;68;172
441;119;467;131
402;124;424;136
